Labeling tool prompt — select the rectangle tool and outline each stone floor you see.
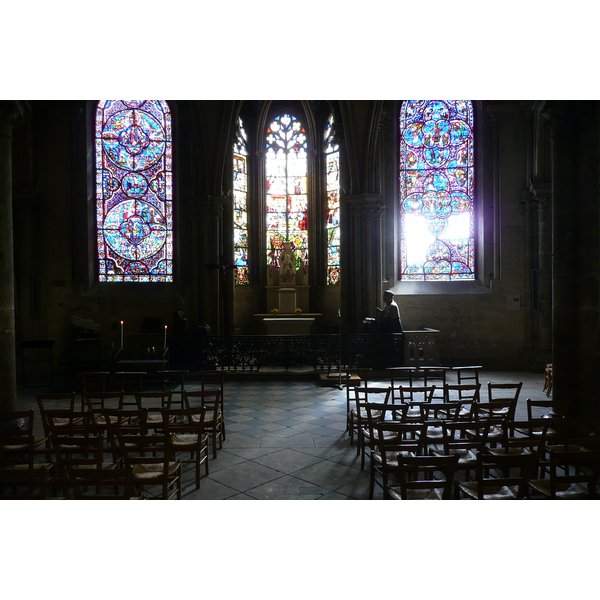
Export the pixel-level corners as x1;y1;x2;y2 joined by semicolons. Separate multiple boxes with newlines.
15;368;552;500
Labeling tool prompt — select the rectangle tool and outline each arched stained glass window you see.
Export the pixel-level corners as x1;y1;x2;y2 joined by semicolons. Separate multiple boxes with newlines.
233;117;249;285
399;100;474;281
96;100;173;282
265;114;308;272
325;114;340;285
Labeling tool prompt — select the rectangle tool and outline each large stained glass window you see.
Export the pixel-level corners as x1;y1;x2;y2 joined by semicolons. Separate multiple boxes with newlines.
96;100;173;282
233;118;249;285
325;115;340;285
265;114;308;272
399;100;474;281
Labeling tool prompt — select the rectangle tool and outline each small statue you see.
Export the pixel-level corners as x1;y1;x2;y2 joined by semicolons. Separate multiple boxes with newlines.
267;264;278;286
297;261;308;285
278;251;297;285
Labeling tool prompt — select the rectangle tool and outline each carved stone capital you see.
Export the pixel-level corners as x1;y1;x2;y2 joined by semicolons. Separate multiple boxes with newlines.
347;194;385;219
195;195;228;222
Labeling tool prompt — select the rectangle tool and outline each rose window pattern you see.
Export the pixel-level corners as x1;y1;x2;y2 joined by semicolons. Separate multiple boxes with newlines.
265;114;308;271
399;100;474;281
96;100;173;282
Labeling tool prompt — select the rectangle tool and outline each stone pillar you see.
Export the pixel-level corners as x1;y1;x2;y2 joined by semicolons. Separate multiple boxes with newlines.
0;102;25;413
197;196;228;335
549;101;600;418
347;194;385;332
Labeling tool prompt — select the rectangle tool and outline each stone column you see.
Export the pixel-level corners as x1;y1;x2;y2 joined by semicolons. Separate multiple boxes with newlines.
549;101;600;418
347;194;385;331
0;101;25;413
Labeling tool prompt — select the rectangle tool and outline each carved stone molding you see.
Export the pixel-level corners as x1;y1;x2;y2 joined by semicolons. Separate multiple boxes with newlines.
347;194;385;220
195;195;228;222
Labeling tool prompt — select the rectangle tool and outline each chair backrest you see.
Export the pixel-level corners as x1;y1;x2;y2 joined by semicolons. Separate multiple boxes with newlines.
441;420;493;454
526;399;554;420
134;391;174;409
353;386;392;408
84;392;124;413
183;390;223;415
375;421;428;484
474;451;536;499
547;447;600;498
471;399;518;422
36;393;77;435
393;454;459;500
419;402;465;422
41;410;93;437
398;385;436;405
161;407;207;436
444;383;481;403
487;382;522;403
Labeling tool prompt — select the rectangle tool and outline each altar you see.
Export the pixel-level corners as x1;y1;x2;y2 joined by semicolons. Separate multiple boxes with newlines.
263;317;315;335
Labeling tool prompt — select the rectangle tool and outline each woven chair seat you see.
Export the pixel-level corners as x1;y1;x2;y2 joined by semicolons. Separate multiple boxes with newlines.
2;462;54;471
388;486;444;500
529;480;591;499
132;462;180;479
372;450;415;467
459;482;520;500
171;433;208;446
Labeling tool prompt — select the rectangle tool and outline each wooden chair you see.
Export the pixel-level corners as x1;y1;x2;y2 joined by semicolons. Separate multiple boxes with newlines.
387;454;459;500
0;409;48;466
372;420;426;499
36;393;84;440
543;363;553;397
67;466;140;499
84;392;125;434
483;382;522;416
529;447;600;499
350;386;391;468
77;371;110;411
116;432;182;500
158;370;188;409
394;385;436;422
183;390;225;459
50;432;117;497
0;464;51;499
443;383;481;418
457;450;536;499
452;365;482;389
134;391;177;430
433;420;494;484
162;407;209;489
343;368;373;441
1;410;54;497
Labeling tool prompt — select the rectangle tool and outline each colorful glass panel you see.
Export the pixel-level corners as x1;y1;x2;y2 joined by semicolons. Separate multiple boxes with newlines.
265;114;308;271
399;100;474;281
96;100;173;282
325;114;340;285
233;118;249;285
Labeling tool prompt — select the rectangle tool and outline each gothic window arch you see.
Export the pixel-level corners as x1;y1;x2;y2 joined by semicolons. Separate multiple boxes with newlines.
233;117;249;285
399;100;475;281
265;113;309;274
325;114;340;285
95;100;173;282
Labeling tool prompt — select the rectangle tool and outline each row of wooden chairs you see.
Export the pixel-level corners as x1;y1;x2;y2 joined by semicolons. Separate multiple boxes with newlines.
1;385;226;498
362;403;600;499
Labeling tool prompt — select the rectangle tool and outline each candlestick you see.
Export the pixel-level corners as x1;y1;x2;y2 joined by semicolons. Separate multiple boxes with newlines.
164;325;167;350
120;321;124;349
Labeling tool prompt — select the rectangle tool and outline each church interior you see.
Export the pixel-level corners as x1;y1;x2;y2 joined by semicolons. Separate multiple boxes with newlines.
2;4;599;595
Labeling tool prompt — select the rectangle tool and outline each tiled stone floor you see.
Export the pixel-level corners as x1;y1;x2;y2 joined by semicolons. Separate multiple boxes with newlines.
15;368;550;500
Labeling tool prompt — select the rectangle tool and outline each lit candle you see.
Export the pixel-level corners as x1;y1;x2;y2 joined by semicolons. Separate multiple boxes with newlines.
120;321;124;348
164;325;167;349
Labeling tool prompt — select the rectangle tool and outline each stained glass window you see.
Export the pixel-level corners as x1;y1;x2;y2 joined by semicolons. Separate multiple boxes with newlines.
233;118;249;285
265;114;308;272
96;100;173;282
399;100;474;281
325;114;340;285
